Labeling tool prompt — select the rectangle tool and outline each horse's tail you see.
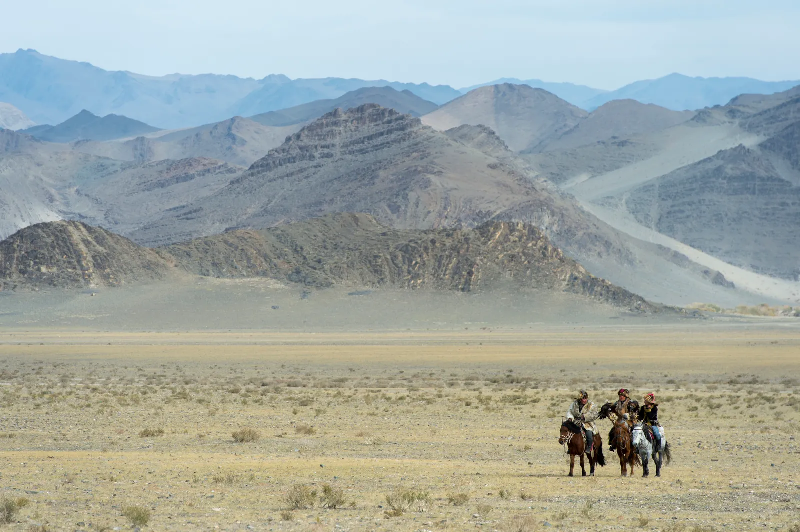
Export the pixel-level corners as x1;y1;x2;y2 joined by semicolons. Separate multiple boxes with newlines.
595;439;606;467
663;442;672;465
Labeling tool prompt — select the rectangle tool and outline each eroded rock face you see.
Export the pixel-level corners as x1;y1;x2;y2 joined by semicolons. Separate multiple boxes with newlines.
131;104;635;273
0;221;174;290
163;213;655;311
0;214;657;312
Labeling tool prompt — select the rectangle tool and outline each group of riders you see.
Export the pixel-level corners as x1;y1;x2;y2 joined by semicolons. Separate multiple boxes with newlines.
565;388;663;453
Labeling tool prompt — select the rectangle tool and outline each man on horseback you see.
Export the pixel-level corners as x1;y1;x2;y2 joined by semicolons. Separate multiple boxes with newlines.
609;388;632;452
565;390;599;453
638;393;662;452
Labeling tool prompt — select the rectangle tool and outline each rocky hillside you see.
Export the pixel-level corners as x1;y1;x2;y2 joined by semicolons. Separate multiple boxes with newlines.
130;104;633;271
0;214;657;312
422;84;588;152
624;144;800;279
0;221;175;290
536;99;693;153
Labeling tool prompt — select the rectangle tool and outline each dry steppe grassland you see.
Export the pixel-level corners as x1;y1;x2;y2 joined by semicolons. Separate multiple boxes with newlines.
1;325;799;531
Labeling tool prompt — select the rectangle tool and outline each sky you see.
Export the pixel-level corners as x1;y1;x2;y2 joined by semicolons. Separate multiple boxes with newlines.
2;0;799;89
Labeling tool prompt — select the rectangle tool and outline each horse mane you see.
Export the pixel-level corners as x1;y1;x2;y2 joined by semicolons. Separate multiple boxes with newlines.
562;419;582;434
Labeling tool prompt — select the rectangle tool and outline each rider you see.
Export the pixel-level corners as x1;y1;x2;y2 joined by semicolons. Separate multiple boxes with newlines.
565;390;599;452
613;388;632;419
609;388;632;452
639;393;662;451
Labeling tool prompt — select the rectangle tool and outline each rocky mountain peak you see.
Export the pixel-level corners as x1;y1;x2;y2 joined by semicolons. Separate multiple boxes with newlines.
245;104;425;175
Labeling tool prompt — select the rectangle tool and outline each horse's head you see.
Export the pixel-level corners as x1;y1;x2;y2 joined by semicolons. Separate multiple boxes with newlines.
559;420;579;444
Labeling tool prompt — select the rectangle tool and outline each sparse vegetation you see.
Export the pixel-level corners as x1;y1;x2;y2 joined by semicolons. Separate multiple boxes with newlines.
284;485;317;510
121;505;150;527
231;427;260;442
294;423;316;435
384;488;430;516
138;427;164;437
1;497;29;524
319;483;348;509
447;492;470;506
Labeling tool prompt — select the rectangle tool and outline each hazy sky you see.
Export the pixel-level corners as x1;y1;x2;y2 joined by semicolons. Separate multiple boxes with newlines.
3;0;799;89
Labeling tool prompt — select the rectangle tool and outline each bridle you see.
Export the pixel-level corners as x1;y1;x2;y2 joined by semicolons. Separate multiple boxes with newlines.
560;429;575;454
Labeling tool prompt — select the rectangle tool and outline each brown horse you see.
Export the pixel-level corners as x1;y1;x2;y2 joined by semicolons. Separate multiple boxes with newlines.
599;402;641;476
559;419;606;476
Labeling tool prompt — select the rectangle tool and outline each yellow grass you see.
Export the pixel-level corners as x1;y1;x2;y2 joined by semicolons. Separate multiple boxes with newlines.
0;326;798;531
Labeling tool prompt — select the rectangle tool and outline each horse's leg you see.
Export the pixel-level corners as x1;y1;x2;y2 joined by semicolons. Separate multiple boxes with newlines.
641;450;649;477
619;452;626;476
655;450;662;477
569;454;575;476
580;452;586;476
588;451;595;476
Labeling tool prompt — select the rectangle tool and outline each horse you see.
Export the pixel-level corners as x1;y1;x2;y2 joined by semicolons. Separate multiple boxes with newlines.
598;402;640;476
559;419;606;476
631;423;672;477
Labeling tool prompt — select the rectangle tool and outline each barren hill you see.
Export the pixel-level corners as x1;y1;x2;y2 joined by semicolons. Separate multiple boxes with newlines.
130;104;632;271
0;102;35;130
422;84;588;152
536;99;693;153
30;110;160;143
624;144;800;279
250;86;438;127
0;214;657;312
0;220;174;290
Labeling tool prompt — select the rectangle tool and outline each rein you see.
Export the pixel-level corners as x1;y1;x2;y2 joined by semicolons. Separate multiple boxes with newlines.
561;430;575;454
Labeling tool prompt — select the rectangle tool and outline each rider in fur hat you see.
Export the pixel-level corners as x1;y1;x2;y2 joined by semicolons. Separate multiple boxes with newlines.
612;388;632;419
565;390;599;452
638;393;662;451
609;388;632;452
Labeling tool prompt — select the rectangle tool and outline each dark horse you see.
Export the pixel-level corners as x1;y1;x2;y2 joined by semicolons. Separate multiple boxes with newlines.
598;402;640;476
558;419;606;476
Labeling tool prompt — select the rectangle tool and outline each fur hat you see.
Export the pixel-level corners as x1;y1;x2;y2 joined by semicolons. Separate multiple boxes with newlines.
577;389;588;400
644;393;656;404
617;388;629;397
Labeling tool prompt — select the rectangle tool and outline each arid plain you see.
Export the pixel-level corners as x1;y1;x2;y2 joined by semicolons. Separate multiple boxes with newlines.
1;302;799;531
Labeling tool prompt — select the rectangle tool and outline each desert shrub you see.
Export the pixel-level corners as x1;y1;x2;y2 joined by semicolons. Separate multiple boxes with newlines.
28;525;51;532
447;492;470;506
519;490;533;501
232;428;260;443
1;497;29;524
284;485;317;510
295;424;316;435
280;510;294;521
476;503;493;516
384;488;430;516
319;484;348;509
122;505;150;527
503;514;538;532
138;427;164;437
498;488;510;499
638;515;649;527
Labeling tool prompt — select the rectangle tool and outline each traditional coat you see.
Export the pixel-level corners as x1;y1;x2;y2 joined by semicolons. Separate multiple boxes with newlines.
566;399;599;432
612;398;632;418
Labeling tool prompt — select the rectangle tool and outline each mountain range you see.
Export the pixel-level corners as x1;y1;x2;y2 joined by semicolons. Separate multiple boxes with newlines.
2;69;799;307
2;49;798;129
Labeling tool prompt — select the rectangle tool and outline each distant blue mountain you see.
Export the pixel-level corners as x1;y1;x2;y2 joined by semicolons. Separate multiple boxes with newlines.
583;73;800;111
0;49;460;129
459;78;608;108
